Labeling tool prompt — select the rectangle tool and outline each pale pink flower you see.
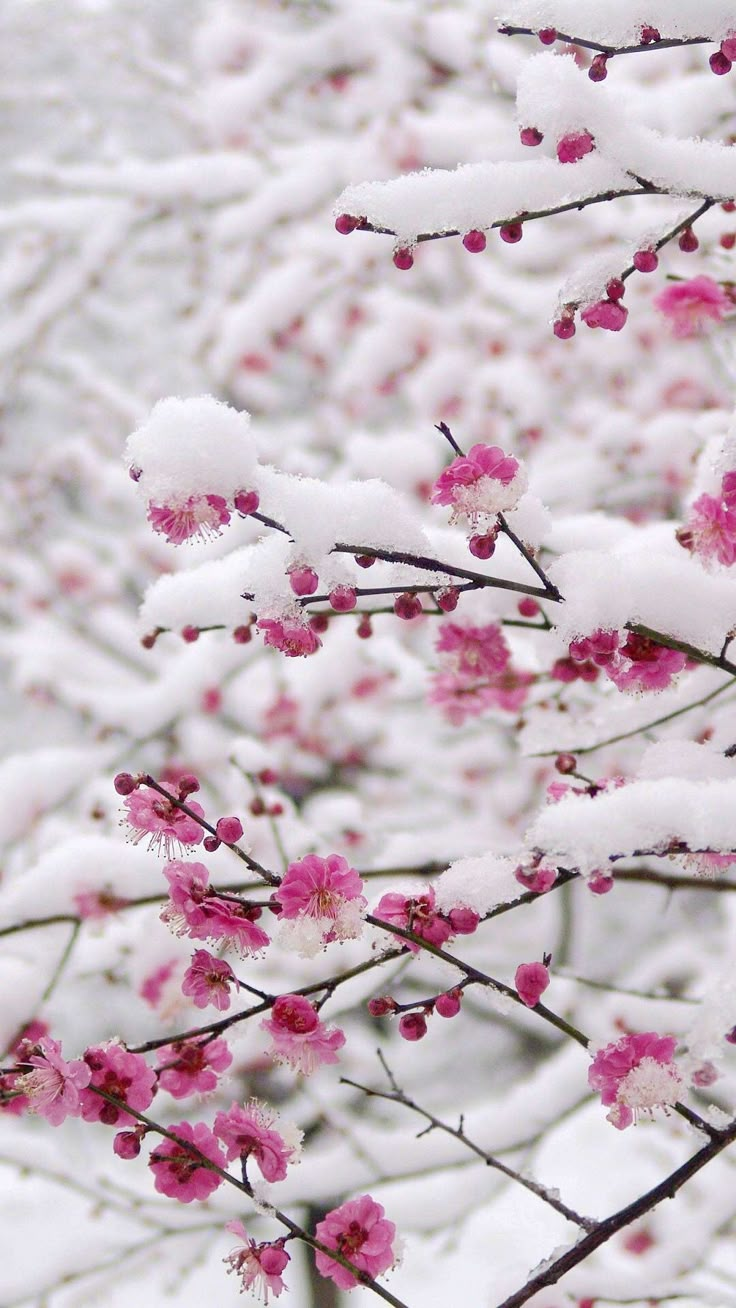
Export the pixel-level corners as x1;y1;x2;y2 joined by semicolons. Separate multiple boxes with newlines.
275;854;366;948
161;862;270;956
223;1220;290;1302
15;1036;91;1126
557;130;595;163
1;1021;49;1116
680;850;736;878
182;949;239;1010
428;672;499;725
314;1194;397;1290
569;629;620;666
588;1032;681;1129
156;1037;232;1098
79;1041;156;1127
261;994;346;1075
682;493;736;567
482;666;535;711
149;1120;225;1202
654;276;731;338
374;886;452;952
213;1101;301;1180
436;621;510;678
123;786;204;858
431;443;526;523
147;494;231;544
609;634;687;693
515;961;550;1008
73;889;130;919
139;959;178;1009
258;617;321;657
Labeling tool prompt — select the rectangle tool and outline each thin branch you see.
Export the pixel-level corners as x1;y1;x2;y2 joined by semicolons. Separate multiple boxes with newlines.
497;25;713;58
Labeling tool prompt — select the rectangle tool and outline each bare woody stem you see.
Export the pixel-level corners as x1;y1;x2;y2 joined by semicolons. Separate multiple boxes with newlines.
497;25;714;58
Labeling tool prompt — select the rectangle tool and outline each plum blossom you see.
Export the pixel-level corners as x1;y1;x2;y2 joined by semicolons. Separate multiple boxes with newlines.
214;1101;302;1180
123;785;204;858
374;886;459;952
569;629;620;667
679;493;736;567
148;494;231;544
261;994;346;1075
588;1032;682;1129
609;634;687;693
161;862;270;956
654;276;731;338
430;621;532;723
156;1037;232;1098
515;961;550;1008
79;1041;156;1126
314;1194;398;1290
431;443;527;524
514;863;557;894
14;1037;91;1126
182;949;239;1010
223;1220;290;1302
258;617;321;657
557;130;595;163
1;1021;49;1116
436;621;510;679
275;854;366;955
149;1121;225;1201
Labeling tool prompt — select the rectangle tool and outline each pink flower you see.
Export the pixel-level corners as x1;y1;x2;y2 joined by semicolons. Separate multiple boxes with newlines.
147;494;231;544
556;130;595;163
482;666;535;712
609;634;687;693
140;959;178;1009
213;1101;301;1179
261;994;346;1075
569;629;620;666
515;961;550;1008
722;470;736;506
1;1021;49;1116
436;621;510;678
588;1031;681;1129
79;1041;156;1127
123;786;204;858
680;850;736;878
275;854;366;949
258;617;321;657
314;1195;397;1290
156;1037;232;1098
654;276;731;338
73;889;130;919
587;870;614;895
14;1036;91;1126
514;864;557;894
431;443;526;523
581;299;628;332
682;494;736;567
149;1121;225;1201
161;861;270;956
181;949;239;1010
223;1220;290;1301
374;886;453;952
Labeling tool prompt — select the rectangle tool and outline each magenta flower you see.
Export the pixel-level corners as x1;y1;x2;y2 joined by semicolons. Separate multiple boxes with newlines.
1;1021;49;1116
569;629;620;666
223;1220;290;1301
161;861;270;956
431;443;526;523
123;785;204;858
654;276;731;338
682;493;736;567
261;994;346;1076
275;854;366;950
148;1121;225;1202
581;299;628;332
514;864;557;894
15;1036;91;1126
609;634;687;693
258;617;321;657
556;130;595;163
79;1041;156;1127
515;962;550;1008
374;886;453;952
156;1037;232;1098
436;622;510;679
314;1194;397;1290
588;1031;682;1129
181;949;239;1010
147;494;231;544
213;1101;301;1180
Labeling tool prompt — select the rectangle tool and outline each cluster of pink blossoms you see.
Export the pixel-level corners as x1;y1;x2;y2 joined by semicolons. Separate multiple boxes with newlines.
678;471;736;568
653;275;732;338
431;443;527;525
588;1032;682;1129
146;486;259;545
568;629;688;694
261;994;346;1075
149;1120;226;1202
161;861;270;955
123;784;204;858
429;621;533;724
156;1037;233;1099
374;885;479;953
80;1041;156;1126
314;1195;398;1290
274;853;366;955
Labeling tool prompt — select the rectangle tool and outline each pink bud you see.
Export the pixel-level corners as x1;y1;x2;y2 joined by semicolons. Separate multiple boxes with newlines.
394;593;423;620
678;227;699;252
368;996;396;1016
587;871;614;895
356;616;373;639
329;585;357;612
216;815;244;843
203;835;220;852
500;223;523;244
234;489;259;515
640;25;661;43
233;624;253;643
518;597;539;617
114;772;137;796
181;626;200;643
462;229;487;253
435;989;462;1018
722;36;736;60
520;126;543;147
515;961;550;1008
113;1131;142;1159
399;1012;428;1041
538;27;557;44
335;213;359;234
448;906;480;934
515;864;557;894
289;566;319;596
633;248;658;273
722;470;736;505
710;50;732;75
691;1061;719;1087
129;465;142;482
557;130;595;164
309;613;329;633
258;768;279;785
553;317;576;339
468;532;496;559
178;775;200;795
437;587;460;612
581;299;628;332
606;278;625;301
588;54;608;81
393;248;414;271
355;554;376;568
555;753;577;774
724;1026;736;1044
720;232;736;249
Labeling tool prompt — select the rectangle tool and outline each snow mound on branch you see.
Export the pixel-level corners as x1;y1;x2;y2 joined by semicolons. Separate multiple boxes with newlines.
497;0;735;44
434;855;520;915
125;395;258;502
139;545;258;631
